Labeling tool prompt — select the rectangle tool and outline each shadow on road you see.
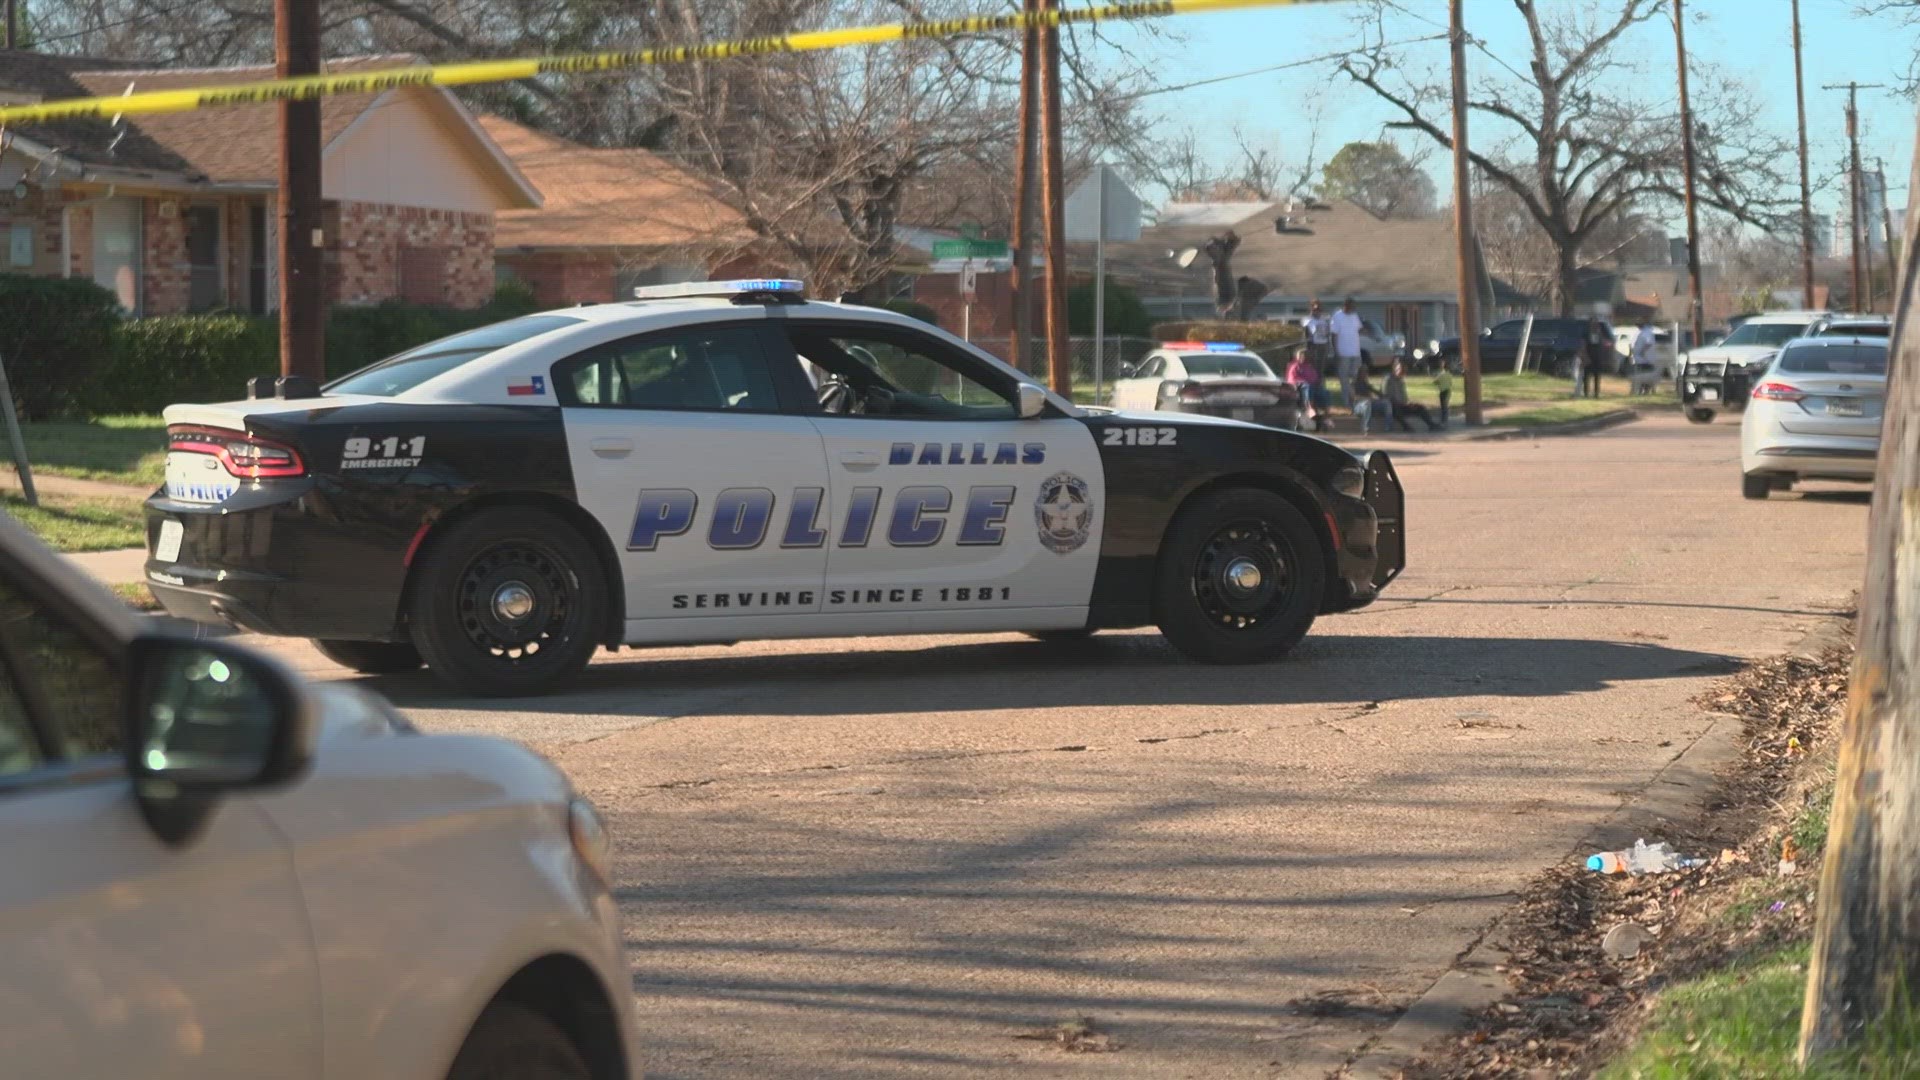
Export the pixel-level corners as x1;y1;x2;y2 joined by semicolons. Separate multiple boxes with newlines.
354;632;1738;717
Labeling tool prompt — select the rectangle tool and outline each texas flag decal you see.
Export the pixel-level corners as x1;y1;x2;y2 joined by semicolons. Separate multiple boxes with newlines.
507;375;546;397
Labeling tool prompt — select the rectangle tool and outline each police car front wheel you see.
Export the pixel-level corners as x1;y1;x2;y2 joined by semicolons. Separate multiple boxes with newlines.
408;507;609;696
1154;489;1325;664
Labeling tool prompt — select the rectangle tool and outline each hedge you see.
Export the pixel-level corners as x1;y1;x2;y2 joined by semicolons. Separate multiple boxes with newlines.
0;275;125;419
1067;280;1152;337
1150;320;1305;350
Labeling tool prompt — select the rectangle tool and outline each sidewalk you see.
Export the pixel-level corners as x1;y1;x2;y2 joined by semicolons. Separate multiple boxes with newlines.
64;547;148;586
1310;404;1640;445
0;467;151;500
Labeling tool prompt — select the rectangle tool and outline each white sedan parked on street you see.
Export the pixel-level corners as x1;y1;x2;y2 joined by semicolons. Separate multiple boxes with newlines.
1740;335;1887;499
0;511;641;1079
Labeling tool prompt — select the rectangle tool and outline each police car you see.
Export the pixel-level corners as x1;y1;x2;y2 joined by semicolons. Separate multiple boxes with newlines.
1109;341;1303;428
146;280;1405;696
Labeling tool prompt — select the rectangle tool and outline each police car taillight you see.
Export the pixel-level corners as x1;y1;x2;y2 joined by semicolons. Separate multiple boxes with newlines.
169;425;306;479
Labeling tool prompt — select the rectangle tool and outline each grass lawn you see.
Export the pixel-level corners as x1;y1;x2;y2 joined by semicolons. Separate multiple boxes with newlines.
108;581;160;611
1490;399;1642;427
3;492;146;552
16;414;167;488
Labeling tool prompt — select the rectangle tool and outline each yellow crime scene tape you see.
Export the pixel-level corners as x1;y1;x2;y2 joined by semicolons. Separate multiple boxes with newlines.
0;0;1318;126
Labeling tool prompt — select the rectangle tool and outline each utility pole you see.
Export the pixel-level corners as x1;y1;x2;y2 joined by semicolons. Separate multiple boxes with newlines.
1037;0;1071;400
1008;0;1038;375
1448;0;1482;426
1673;0;1705;353
1878;161;1898;307
276;0;325;382
1800;118;1920;1067
1792;0;1816;308
1825;82;1884;313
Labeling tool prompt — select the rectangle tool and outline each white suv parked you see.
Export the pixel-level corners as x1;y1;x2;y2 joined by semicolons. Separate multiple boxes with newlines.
0;512;639;1080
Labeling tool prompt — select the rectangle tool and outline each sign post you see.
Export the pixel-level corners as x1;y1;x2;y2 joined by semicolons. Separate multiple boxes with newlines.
1065;164;1141;406
961;259;978;342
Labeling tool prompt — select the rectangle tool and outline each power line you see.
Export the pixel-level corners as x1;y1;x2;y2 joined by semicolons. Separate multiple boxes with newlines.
32;0;207;47
1117;33;1447;103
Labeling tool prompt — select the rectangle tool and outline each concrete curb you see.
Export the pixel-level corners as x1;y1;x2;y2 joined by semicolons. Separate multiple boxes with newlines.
1341;613;1852;1079
1461;408;1640;442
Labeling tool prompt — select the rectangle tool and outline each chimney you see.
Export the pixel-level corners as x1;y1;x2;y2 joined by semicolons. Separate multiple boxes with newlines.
1668;236;1687;267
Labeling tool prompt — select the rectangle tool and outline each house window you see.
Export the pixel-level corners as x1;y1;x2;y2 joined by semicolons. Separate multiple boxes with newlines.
90;197;141;313
186;203;223;312
9;223;31;268
399;246;449;305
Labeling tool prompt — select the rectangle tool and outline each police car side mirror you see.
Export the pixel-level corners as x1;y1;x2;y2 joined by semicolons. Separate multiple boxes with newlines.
1016;383;1047;419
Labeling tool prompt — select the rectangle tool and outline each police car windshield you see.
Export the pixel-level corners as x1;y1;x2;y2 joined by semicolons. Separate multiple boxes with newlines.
1720;321;1809;348
326;315;584;397
1779;343;1887;375
1179;354;1272;377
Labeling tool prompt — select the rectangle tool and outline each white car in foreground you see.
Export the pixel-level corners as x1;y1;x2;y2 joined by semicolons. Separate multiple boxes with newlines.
0;512;639;1079
1740;335;1887;499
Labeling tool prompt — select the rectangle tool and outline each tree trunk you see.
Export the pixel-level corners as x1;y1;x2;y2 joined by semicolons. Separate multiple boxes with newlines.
1554;241;1580;317
1798;115;1920;1064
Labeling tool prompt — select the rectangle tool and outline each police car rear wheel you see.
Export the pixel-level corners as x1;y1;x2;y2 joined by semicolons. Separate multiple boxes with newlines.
409;508;607;696
312;638;422;674
1154;489;1324;664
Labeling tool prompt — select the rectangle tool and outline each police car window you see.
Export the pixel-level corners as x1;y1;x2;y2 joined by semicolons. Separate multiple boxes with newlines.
790;328;1014;420
328;315;584;397
0;575;120;760
557;326;781;411
1143;357;1165;378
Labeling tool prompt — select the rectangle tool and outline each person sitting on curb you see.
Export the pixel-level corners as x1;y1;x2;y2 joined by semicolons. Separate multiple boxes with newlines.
1351;371;1392;434
1383;361;1442;431
1285;348;1330;433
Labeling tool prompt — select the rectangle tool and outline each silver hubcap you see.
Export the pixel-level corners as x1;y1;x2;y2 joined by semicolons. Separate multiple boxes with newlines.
1223;557;1263;593
492;581;536;622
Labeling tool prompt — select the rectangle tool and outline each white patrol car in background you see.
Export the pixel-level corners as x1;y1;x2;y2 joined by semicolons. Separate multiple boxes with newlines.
0;512;639;1078
1109;341;1303;428
144;280;1404;696
1678;310;1831;423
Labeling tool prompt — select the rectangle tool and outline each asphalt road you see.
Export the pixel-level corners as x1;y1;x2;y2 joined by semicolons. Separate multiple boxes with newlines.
266;413;1867;1079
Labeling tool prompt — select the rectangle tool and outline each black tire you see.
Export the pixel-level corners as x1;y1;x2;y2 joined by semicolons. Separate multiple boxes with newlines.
408;507;608;696
1687;407;1716;424
1153;488;1326;664
1025;627;1095;643
445;1001;590;1080
312;638;422;674
1742;473;1773;500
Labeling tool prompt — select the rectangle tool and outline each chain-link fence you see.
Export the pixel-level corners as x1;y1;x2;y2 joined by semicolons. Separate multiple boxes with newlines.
965;335;1163;404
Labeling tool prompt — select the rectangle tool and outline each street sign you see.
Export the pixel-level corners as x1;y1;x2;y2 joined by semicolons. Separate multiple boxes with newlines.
931;238;1009;261
960;263;979;299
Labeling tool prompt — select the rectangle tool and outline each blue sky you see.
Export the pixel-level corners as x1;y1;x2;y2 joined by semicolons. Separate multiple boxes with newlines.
1099;0;1917;221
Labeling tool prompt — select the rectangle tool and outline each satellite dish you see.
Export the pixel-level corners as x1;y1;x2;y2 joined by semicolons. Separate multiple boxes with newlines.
1175;247;1200;269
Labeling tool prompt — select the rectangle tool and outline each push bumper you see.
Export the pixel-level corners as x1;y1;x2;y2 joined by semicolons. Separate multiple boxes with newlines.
1680;361;1753;412
1325;450;1406;612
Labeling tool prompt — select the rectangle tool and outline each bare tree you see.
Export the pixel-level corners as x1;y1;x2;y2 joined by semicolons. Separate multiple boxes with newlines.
1342;0;1797;314
1318;138;1436;218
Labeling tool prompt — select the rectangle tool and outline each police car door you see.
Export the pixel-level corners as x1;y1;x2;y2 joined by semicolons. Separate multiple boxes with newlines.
780;317;1103;634
556;318;833;641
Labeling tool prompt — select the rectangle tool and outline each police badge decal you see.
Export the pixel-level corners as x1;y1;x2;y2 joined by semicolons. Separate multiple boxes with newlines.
1034;471;1093;554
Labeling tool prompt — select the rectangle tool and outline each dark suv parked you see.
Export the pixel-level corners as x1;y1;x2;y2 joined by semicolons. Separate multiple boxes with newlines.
1430;317;1607;376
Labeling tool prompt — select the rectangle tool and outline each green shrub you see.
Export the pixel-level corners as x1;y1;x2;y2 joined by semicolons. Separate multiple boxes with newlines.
0;274;125;419
100;313;278;413
883;299;940;327
1068;280;1152;337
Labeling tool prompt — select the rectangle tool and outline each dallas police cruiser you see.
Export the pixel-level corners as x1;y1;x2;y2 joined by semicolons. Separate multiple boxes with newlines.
146;280;1405;696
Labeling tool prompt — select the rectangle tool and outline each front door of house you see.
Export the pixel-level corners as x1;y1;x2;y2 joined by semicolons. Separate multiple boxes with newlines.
90;197;141;312
186;204;222;311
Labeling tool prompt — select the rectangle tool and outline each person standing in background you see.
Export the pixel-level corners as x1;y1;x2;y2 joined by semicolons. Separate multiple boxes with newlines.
1432;363;1454;426
1303;301;1332;372
1583;318;1609;398
1630;317;1660;395
1330;297;1364;410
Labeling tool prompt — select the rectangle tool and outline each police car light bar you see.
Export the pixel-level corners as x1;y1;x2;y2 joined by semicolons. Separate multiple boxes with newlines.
1163;341;1247;352
632;279;807;300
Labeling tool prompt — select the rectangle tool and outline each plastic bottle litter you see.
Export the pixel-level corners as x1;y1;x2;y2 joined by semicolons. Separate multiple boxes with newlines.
1585;839;1707;875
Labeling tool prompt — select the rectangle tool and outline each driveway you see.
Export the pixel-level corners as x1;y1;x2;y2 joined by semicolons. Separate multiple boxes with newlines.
260;413;1868;1079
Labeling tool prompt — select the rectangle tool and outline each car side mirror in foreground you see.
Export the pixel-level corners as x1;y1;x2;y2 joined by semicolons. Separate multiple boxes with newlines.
123;636;315;844
1016;383;1048;418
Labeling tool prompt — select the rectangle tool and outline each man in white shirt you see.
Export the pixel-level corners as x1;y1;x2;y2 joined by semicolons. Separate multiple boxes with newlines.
1630;318;1659;395
1329;296;1365;409
1303;300;1332;370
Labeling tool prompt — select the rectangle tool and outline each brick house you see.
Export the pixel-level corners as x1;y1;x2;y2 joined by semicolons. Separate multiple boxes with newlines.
0;51;538;315
480;115;765;306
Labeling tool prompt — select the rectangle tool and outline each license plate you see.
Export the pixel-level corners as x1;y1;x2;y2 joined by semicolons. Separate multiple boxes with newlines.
1233;407;1254;420
1827;398;1865;417
154;519;184;564
1700;387;1719;402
